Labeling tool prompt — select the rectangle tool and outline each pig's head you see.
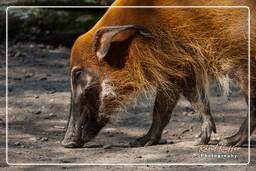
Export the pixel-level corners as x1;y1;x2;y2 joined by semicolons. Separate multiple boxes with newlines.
61;25;152;148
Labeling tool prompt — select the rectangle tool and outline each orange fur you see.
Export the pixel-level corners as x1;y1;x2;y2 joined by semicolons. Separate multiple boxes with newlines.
71;0;256;115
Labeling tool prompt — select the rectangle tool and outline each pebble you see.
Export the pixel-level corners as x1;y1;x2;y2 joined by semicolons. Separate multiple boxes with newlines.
212;137;221;141
14;142;21;146
103;145;112;149
33;110;42;115
14;52;21;57
50;90;57;94
181;129;190;134
0;122;4;126
49;113;56;117
34;95;40;99
41;137;48;142
24;73;33;78
54;126;65;129
40;76;47;81
29;137;37;142
38;44;45;48
108;134;114;137
8;87;13;92
159;139;168;144
62;160;71;163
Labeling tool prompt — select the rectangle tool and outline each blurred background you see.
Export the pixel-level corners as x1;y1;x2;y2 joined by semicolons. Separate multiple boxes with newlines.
0;0;115;46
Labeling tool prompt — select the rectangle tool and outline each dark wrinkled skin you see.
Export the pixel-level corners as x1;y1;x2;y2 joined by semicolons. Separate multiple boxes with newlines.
61;68;107;148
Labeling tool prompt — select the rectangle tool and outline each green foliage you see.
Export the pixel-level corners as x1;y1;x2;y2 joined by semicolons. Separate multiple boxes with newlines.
5;8;105;46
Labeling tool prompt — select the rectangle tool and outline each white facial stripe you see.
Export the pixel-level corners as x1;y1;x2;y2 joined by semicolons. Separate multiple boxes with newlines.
101;79;117;100
85;74;93;88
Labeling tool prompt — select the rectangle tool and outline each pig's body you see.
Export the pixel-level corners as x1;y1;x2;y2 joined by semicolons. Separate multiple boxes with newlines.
62;0;256;148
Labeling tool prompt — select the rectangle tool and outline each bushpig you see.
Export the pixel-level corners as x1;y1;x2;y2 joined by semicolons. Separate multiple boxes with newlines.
62;0;256;148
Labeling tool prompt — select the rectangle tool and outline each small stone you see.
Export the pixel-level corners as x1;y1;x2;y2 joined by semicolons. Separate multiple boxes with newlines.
212;137;221;141
50;90;57;94
40;76;47;81
108;134;114;137
38;44;45;48
187;111;195;116
49;113;56;117
163;130;168;134
14;52;21;57
33;110;42;115
103;145;112;149
182;111;188;115
24;73;33;78
29;44;35;48
181;129;190;134
62;160;71;163
159;139;168;144
41;137;48;142
46;45;52;49
189;125;193;131
29;137;37;142
54;63;64;68
37;137;42;140
8;87;13;92
54;126;65;129
14;142;20;146
0;118;5;125
20;145;25;148
34;95;40;99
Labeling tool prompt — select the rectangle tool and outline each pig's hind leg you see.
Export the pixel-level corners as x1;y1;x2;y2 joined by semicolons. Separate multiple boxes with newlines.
219;98;256;146
219;67;256;146
182;87;216;145
130;89;180;147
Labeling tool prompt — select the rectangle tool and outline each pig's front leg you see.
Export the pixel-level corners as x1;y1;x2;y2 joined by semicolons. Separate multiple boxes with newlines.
130;89;180;147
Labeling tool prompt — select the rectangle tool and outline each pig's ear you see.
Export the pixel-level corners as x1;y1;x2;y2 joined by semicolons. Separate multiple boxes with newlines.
92;25;152;61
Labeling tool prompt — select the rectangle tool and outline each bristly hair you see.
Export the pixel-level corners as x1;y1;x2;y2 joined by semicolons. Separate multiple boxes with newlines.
88;6;256;117
100;7;256;115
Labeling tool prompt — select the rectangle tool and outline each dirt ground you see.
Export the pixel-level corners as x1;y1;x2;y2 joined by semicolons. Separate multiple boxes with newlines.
0;43;256;170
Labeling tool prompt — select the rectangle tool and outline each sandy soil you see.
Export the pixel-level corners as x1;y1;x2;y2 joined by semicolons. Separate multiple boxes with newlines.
0;43;255;170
